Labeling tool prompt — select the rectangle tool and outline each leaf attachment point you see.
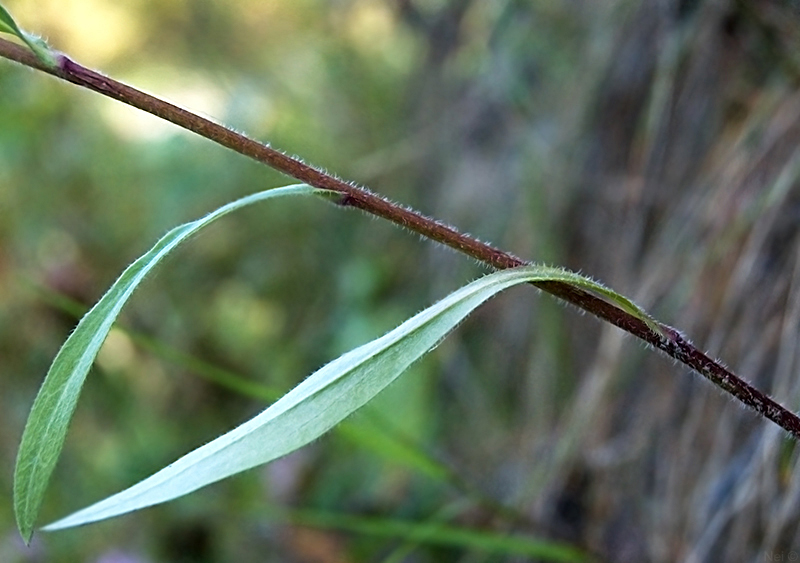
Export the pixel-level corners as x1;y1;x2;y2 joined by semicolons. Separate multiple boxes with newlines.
0;3;57;68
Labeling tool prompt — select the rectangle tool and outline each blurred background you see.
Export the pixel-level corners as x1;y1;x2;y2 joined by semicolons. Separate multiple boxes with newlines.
2;0;800;561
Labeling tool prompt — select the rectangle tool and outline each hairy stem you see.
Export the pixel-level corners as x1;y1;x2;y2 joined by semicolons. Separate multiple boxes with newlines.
1;37;798;438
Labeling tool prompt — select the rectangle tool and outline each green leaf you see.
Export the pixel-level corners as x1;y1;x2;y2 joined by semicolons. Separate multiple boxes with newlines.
0;3;58;68
13;184;324;543
40;263;657;532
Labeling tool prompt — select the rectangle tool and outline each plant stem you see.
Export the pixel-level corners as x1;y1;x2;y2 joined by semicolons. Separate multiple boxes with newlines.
1;37;798;438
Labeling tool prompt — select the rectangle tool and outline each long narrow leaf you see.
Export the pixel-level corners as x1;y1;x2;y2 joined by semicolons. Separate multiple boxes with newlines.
42;263;655;531
13;184;323;542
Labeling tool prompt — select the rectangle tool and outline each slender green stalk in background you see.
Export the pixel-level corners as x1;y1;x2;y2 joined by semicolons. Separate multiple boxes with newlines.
278;507;588;562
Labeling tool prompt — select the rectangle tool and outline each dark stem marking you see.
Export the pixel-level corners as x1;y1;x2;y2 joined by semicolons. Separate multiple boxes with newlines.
1;38;798;438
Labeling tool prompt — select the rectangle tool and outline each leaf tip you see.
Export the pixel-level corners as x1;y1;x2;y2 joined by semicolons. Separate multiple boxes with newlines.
15;512;35;546
14;491;36;546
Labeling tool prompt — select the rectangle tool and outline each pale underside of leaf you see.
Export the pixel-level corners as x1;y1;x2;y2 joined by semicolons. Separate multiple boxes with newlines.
42;263;657;531
13;184;323;542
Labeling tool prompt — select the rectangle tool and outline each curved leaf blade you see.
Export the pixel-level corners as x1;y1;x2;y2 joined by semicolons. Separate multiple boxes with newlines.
42;264;657;531
14;184;322;542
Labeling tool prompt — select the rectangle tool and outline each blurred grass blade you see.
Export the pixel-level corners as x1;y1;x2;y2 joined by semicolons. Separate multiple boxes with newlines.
0;3;57;68
42;264;656;531
13;184;322;542
282;508;589;562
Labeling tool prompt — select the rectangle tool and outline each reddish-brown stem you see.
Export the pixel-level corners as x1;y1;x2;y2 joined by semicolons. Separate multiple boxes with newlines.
1;37;798;438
